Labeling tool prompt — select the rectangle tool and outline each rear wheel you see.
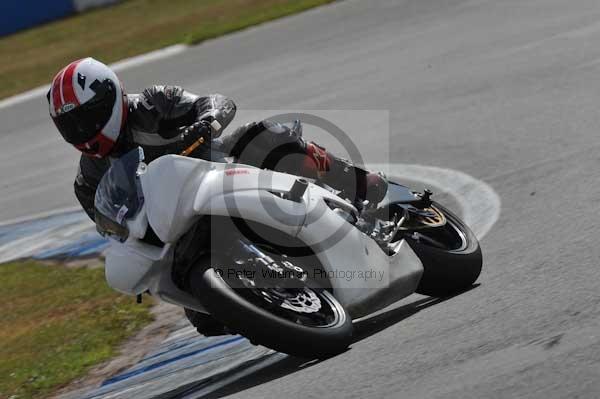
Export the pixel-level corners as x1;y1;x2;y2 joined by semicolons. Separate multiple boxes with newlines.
404;202;482;297
189;254;353;358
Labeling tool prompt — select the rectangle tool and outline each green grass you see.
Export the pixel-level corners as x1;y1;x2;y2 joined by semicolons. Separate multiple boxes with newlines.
0;0;335;100
0;261;154;399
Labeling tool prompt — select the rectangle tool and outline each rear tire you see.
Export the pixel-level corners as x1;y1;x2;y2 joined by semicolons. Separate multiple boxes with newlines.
405;203;482;297
189;258;353;358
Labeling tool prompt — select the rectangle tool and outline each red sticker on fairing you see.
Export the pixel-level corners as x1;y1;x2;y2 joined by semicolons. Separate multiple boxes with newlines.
225;169;250;176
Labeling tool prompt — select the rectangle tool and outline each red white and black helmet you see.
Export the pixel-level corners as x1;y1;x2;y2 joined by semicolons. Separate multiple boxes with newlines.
48;58;128;158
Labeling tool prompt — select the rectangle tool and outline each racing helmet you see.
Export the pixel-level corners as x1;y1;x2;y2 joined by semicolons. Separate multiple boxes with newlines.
48;58;128;158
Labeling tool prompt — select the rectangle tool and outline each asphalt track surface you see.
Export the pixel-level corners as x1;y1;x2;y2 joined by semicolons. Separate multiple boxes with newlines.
2;0;600;397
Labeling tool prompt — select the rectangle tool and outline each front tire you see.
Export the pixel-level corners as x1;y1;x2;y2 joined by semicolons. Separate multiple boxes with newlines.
404;202;482;297
189;259;353;358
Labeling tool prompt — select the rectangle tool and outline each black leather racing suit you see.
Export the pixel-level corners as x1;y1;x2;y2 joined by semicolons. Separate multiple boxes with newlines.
74;85;237;220
74;85;373;222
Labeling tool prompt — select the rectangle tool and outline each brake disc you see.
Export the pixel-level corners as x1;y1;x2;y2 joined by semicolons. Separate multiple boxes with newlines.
278;289;322;314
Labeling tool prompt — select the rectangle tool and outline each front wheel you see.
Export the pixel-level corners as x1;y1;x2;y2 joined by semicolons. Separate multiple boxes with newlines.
189;256;353;358
404;202;483;297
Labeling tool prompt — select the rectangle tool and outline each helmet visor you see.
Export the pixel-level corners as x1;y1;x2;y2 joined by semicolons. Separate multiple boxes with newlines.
52;79;117;145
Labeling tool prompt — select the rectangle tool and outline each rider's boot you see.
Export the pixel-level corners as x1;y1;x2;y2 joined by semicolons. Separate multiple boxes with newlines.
300;142;388;207
223;120;388;206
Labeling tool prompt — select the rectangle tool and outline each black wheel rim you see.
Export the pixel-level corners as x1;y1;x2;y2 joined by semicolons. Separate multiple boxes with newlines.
409;206;468;252
223;272;344;328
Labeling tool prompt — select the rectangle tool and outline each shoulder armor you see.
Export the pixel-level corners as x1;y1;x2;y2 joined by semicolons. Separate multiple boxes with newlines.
142;85;185;119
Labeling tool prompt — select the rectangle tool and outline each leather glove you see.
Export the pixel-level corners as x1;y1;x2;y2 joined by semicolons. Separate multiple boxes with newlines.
182;120;211;139
184;115;223;139
179;121;211;156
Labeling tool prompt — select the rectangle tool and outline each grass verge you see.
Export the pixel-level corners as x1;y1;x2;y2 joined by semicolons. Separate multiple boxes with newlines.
0;260;154;399
0;0;335;100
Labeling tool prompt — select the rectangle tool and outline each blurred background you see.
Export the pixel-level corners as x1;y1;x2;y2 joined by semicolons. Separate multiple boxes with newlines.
0;0;333;99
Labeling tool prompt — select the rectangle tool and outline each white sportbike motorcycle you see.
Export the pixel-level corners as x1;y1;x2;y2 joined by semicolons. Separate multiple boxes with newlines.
96;146;482;358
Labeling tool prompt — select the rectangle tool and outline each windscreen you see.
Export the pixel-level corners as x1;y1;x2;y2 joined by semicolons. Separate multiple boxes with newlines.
94;147;145;242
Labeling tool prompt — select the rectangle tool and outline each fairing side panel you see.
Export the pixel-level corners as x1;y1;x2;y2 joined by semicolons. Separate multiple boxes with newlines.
298;197;424;318
140;155;206;243
104;238;166;295
142;155;312;243
137;155;423;319
192;165;312;237
105;238;208;313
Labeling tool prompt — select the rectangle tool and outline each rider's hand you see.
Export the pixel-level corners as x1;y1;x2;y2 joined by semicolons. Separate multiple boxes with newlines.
182;120;211;139
182;116;224;138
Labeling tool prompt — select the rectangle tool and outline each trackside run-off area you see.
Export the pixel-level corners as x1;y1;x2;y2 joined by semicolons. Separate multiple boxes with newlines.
0;0;335;100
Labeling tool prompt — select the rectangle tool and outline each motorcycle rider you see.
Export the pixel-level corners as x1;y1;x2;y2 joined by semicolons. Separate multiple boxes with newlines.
48;57;387;335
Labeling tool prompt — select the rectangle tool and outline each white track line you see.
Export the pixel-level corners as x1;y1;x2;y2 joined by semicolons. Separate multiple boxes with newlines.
0;222;93;264
110;44;188;73
0;205;83;227
0;44;188;110
376;163;502;239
